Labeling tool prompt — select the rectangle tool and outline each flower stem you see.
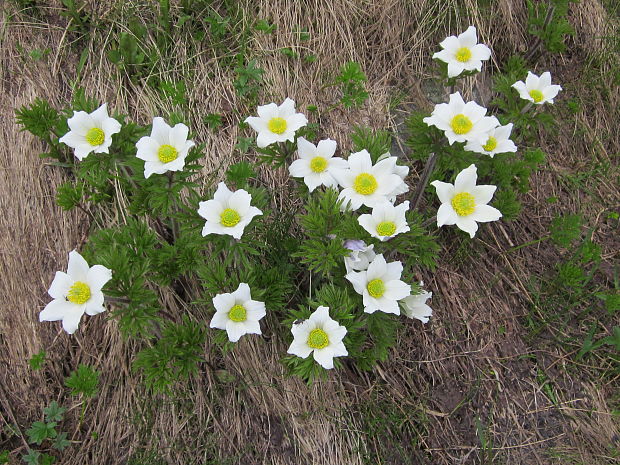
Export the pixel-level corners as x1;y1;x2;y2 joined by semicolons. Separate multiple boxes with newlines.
411;152;438;212
167;172;179;243
520;101;534;114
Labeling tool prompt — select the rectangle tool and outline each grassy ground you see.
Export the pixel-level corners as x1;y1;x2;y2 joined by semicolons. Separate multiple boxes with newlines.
1;0;619;464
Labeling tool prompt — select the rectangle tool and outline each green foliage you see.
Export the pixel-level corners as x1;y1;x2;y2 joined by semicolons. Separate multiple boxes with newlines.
255;19;276;34
527;0;576;56
60;0;92;36
233;59;264;101
56;181;85;211
334;61;369;108
28;350;46;370
226;161;255;188
15;98;63;154
26;421;57;446
550;214;583;247
204;113;223;130
43;402;66;423
134;317;206;393
350;126;392;163
52;432;70;451
65;364;99;398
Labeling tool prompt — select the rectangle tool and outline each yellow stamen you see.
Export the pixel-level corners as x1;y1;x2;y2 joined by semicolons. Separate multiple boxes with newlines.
268;117;287;134
228;304;247;322
67;281;91;304
455;47;472;62
367;279;385;298
482;136;498;152
376;221;397;237
451;192;476;216
450;114;473;135
307;328;329;349
85;128;105;146
220;209;241;227
353;173;378;195
529;89;544;103
157;144;178;163
310;156;327;173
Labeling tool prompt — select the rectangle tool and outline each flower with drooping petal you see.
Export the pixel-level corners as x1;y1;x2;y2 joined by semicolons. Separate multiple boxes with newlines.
358;201;410;242
423;92;498;145
287;306;347;369
430;164;502;238
433;26;492;78
59;103;121;160
464;123;517;157
332;150;404;211
400;283;433;323
39;250;112;334
512;71;562;105
135;117;195;178
344;240;376;273
198;182;262;240
376;152;410;201
210;283;266;342
244;98;308;148
288;137;348;192
345;254;411;314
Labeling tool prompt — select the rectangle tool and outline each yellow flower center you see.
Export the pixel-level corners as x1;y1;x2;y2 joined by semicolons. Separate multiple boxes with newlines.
529;89;544;103
268;117;287;134
307;328;329;349
482;136;498;152
310;156;327;173
157;144;178;163
228;304;247;322
455;47;472;62
376;221;397;237
450;114;473;135
353;173;378;195
220;208;241;227
67;281;91;304
367;279;385;298
451;192;476;216
85;127;105;146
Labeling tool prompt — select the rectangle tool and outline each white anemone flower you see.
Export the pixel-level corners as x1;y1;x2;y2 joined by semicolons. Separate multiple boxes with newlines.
376;152;410;201
332;150;404;211
423;92;498;145
358;201;410;242
135;117;195;178
287;306;348;369
430;164;502;238
59;103;121;160
512;71;562;105
288;137;348;192
198;182;262;240
343;240;376;273
400;283;433;323
433;26;492;78
39;250;112;334
345;254;411;315
464;123;518;157
210;283;266;342
244;98;308;148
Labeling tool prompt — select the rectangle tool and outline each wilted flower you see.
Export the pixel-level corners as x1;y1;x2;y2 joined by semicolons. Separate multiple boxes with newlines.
512;71;562;105
358;201;410;241
423;92;498;145
430;164;502;238
332;150;404;211
345;254;411;314
400;284;433;323
245;98;308;148
344;240;376;273
39;250;112;334
59;103;121;160
464;123;517;157
198;182;262;240
210;283;266;342
376;153;410;201
288;137;348;192
135;117;195;178
287;306;347;369
432;26;492;78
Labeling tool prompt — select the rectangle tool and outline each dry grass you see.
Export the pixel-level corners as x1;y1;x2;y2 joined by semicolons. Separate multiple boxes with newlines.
1;0;619;464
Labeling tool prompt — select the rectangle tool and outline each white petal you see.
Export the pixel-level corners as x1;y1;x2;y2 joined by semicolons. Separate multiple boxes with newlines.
539;71;552;88
151;117;171;145
212;292;235;313
48;271;73;299
384;280;411;301
136;137;160;162
84;292;105;316
59;131;84;149
245;300;266;320
213;182;233;203
455;216;479;238
296;137;316;159
439;35;459;53
89;103;110;125
437;203;458;226
210;310;229;330
543;85;561;102
257;103;279;119
525;71;539;90
345;271;367;295
454;165;477;193
285;113;308;132
66;111;93;135
257;131;279;148
470;43;491;61
471;204;502;223
87;265;112;291
447;61;466;78
67;250;89;281
227;190;251;216
102;117;121;137
74;144;93;161
313;347;335;369
431;180;455;204
347;150;372;173
40;299;70;321
288;338;313;358
289;159;312;178
243;319;261;335
458;26;478;47
62;309;84;334
366;254;387;281
225;321;247;342
278;98;297;117
197;199;223;223
234;283;252;302
309;306;330;325
472;185;496;205
245;116;268;133
316;139;337;158
331;341;348;357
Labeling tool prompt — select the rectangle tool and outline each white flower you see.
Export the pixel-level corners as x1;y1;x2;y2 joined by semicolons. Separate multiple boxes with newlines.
376;152;410;201
400;283;432;323
430;164;502;238
464;123;517;157
135;117;195;178
344;240;376;273
332;150;404;211
198;182;262;240
423;92;498;145
358;201;410;241
59;103;121;160
287;306;347;369
39;250;112;334
345;254;411;315
288;137;348;192
245;98;308;148
433;26;492;78
512;71;562;105
210;283;266;342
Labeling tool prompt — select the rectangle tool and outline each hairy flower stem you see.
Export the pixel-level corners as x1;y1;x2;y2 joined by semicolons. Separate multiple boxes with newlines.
520;101;534;114
411;152;438;212
167;172;179;243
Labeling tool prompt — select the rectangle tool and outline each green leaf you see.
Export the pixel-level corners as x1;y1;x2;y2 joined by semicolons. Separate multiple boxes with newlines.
65;364;99;398
550;214;583;248
26;421;57;445
28;350;46;370
52;431;70;451
226;161;255;188
22;449;40;465
43;401;66;422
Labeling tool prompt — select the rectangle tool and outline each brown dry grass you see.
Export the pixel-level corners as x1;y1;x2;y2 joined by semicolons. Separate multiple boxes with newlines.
1;0;619;464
